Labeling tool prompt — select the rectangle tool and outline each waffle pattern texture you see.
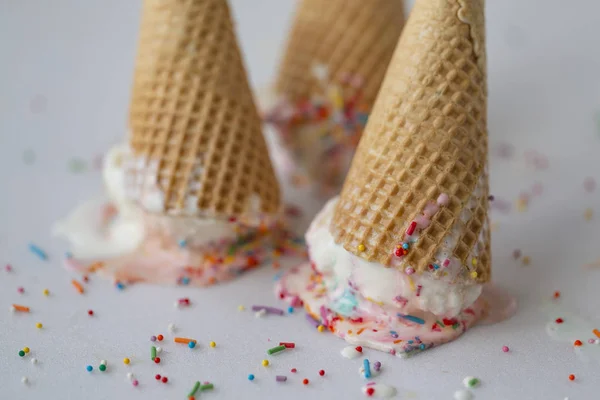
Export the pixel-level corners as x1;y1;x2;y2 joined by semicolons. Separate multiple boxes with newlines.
128;0;280;218
332;0;490;283
274;0;405;106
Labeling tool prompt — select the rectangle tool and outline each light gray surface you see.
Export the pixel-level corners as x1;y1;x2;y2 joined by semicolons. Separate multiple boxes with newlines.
1;0;600;399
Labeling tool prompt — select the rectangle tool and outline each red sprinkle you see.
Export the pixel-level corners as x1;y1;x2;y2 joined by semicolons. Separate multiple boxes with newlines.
88;310;94;316
553;291;560;299
157;335;164;341
555;318;564;324
366;387;375;396
319;370;325;376
154;357;161;364
162;377;168;383
568;374;575;381
155;374;161;380
356;346;363;353
406;221;417;236
280;342;296;348
574;340;583;347
303;379;309;385
291;368;297;373
83;275;89;283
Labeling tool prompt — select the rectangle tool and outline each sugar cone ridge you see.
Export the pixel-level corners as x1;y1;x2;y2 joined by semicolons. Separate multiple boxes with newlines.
331;0;490;283
127;0;280;218
274;0;405;106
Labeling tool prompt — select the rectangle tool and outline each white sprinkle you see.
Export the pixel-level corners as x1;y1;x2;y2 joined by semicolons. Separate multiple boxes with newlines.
21;376;28;384
126;372;133;380
30;358;37;365
100;360;107;366
454;389;473;400
463;376;479;388
596;339;600;345
168;323;175;332
156;346;162;354
10;305;16;313
341;346;361;359
255;309;267;318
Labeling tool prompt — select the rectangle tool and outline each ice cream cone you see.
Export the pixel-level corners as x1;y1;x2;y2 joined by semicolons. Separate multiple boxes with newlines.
127;0;280;219
331;0;490;283
267;0;405;194
275;0;406;105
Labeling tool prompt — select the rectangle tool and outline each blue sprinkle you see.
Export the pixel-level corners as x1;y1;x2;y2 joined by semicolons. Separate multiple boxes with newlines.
408;340;414;344
188;341;196;349
419;343;426;350
115;282;125;290
178;239;187;248
248;374;255;381
181;276;190;285
398;314;426;325
86;365;93;372
402;243;409;250
433;264;440;270
65;252;73;259
287;306;294;314
363;359;371;378
28;243;48;261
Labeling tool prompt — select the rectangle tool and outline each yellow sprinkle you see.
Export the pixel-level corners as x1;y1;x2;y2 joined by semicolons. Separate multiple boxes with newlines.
470;271;478;279
317;325;325;332
23;347;30;354
123;358;130;365
408;276;416;291
262;359;269;367
357;244;366;252
238;305;245;311
42;289;50;296
471;258;477;266
584;208;593;221
522;256;531;266
35;323;42;329
209;341;216;348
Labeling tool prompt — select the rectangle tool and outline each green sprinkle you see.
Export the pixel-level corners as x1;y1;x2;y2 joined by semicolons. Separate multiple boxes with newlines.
151;346;156;361
18;350;25;357
99;364;106;372
267;345;286;355
468;378;479;387
200;383;214;391
188;381;200;397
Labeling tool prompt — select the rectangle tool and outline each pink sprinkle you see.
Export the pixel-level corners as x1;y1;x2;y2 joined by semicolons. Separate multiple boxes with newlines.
423;202;439;217
437;193;449;206
502;346;509;352
442;259;451;267
405;267;415;275
17;287;24;294
416;285;423;296
584;177;596;193
589;339;596;344
132;380;139;387
5;264;12;272
414;215;430;229
405;221;417;236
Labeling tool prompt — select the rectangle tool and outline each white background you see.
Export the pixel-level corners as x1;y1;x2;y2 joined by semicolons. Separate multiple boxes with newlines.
1;0;600;399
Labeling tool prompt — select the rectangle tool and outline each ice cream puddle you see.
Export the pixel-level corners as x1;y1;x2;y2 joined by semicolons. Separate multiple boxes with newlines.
276;197;515;357
362;382;397;398
55;144;303;286
544;302;600;364
341;345;363;359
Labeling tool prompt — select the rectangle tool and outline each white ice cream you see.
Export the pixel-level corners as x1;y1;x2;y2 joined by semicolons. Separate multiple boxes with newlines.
306;197;482;318
54;144;242;259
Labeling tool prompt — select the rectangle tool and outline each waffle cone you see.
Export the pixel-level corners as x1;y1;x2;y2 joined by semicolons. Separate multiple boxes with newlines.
274;0;405;106
331;0;490;283
127;0;280;219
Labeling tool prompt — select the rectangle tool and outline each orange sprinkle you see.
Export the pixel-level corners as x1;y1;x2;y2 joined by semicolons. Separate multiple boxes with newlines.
593;329;600;338
12;304;30;312
88;261;104;272
393;339;403;344
553;291;560;299
356;328;365;335
347;330;352;335
573;340;583;347
568;374;575;381
174;337;196;344
71;279;84;294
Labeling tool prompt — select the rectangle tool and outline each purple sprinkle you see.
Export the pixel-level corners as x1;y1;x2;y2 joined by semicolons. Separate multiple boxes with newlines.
150;336;157;342
275;375;287;382
305;313;320;328
373;361;381;371
251;305;284;315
